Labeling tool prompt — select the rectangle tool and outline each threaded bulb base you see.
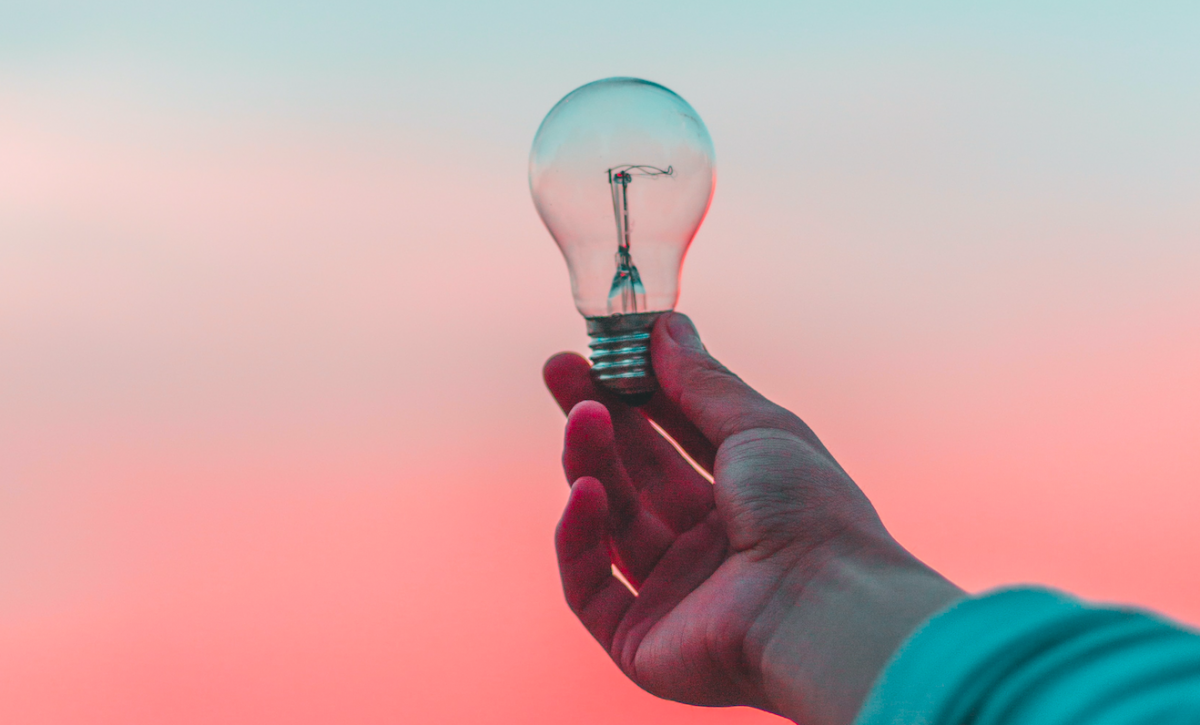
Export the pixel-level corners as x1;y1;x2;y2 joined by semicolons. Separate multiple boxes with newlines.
585;312;663;406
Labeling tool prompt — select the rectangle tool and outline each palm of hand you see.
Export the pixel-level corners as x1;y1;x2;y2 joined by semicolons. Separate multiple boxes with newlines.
545;320;870;711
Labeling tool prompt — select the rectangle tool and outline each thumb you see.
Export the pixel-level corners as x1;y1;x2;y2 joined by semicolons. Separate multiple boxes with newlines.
651;313;824;452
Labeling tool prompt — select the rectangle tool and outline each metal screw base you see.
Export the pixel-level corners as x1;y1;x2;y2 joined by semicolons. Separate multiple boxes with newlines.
585;312;663;406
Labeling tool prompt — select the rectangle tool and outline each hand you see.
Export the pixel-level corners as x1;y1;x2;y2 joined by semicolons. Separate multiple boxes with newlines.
544;313;963;725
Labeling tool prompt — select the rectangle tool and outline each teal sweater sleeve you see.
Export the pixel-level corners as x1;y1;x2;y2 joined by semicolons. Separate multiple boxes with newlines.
853;588;1200;725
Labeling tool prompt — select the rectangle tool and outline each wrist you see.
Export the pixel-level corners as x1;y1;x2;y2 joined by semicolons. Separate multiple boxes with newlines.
753;541;964;725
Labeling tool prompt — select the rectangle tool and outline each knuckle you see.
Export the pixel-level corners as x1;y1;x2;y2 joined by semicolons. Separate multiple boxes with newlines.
716;430;868;557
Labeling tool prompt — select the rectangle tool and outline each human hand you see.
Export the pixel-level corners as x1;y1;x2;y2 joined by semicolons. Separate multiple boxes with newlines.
544;313;962;725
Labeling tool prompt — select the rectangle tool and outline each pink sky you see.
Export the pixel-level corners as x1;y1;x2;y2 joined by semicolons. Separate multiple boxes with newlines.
2;7;1199;722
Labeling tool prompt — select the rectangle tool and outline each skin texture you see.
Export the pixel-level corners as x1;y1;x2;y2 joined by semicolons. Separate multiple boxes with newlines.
544;313;964;725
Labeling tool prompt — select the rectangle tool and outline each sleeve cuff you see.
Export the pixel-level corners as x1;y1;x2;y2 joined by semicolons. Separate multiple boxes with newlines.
852;586;1168;725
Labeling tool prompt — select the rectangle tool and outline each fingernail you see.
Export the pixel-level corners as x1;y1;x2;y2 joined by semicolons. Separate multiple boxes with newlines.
665;313;703;350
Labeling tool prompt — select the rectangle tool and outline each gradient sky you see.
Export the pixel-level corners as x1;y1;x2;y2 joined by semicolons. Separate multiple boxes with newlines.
2;3;1199;723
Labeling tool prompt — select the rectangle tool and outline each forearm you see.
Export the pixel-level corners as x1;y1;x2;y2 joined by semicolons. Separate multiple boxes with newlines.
756;547;964;725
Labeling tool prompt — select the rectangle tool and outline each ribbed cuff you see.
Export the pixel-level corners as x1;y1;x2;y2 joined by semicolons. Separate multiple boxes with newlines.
853;587;1114;725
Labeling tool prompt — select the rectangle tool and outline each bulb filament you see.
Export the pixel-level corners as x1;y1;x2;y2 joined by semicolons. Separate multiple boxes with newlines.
606;164;673;314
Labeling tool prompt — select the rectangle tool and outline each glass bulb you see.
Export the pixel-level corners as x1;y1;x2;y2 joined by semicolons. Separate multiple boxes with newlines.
530;77;716;403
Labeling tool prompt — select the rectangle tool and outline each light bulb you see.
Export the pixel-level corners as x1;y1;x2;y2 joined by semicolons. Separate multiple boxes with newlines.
530;77;716;404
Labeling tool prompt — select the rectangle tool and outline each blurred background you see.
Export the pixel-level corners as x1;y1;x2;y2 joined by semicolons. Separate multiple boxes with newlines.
2;2;1198;723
